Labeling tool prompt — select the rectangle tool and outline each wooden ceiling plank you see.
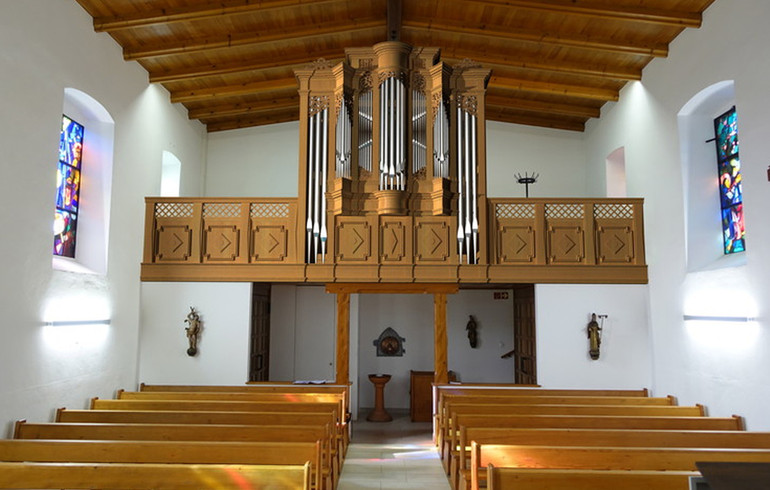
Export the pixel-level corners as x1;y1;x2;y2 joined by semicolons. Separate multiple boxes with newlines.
485;108;586;132
150;51;346;83
206;111;299;132
403;20;668;58
457;0;703;28
124;18;384;61
490;75;618;101
485;96;601;118
188;96;299;120
94;0;344;32
441;52;641;82
170;78;298;103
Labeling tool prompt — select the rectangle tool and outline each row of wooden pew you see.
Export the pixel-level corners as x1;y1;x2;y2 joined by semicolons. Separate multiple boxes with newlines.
1;383;351;489
433;384;770;490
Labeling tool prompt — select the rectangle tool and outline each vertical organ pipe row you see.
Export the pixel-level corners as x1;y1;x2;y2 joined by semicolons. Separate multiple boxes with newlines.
358;90;373;172
305;106;328;263
379;76;406;190
412;89;427;174
456;105;478;264
335;97;351;179
433;100;449;178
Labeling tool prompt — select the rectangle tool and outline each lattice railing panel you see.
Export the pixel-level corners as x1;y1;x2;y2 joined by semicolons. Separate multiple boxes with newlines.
496;203;535;219
594;203;634;219
545;203;584;219
251;202;291;219
203;202;241;218
155;202;193;218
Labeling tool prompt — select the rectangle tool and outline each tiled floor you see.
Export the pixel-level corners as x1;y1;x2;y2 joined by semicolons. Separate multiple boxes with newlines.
337;409;451;489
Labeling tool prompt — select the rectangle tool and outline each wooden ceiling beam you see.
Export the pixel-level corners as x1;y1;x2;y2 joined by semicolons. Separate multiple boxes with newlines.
441;52;640;82
150;52;345;83
93;0;344;32
485;96;601;119
490;75;618;101
485;107;586;132
457;0;703;28
387;0;402;41
124;18;384;60
170;78;297;103
206;111;299;132
188;96;299;120
403;20;668;57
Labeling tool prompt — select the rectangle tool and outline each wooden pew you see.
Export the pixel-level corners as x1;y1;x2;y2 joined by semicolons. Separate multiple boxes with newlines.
14;421;337;486
0;461;310;490
472;443;770;490
452;427;770;489
485;466;698;490
90;398;346;459
0;439;324;490
443;412;744;472
433;386;651;446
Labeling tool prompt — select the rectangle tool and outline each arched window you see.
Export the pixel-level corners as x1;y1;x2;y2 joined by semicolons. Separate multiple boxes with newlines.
678;81;745;272
606;146;627;198
161;151;182;197
53;88;114;275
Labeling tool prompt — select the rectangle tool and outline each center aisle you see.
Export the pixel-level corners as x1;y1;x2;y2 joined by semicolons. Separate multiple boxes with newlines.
337;410;451;489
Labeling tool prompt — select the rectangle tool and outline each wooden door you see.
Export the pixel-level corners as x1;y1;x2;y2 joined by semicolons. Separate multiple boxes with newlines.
513;284;537;385
249;283;271;382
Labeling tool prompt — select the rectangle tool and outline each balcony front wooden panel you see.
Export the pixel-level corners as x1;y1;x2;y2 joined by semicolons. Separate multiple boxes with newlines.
250;201;297;263
152;201;199;263
414;216;457;264
335;216;375;263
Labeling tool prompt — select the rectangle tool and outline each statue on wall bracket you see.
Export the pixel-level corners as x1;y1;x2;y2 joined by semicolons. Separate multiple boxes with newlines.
184;307;202;356
373;327;405;357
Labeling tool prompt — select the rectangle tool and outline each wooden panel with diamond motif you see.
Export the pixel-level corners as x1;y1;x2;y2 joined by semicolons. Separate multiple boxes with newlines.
154;220;195;263
547;220;585;264
336;216;375;263
596;219;636;264
380;217;413;263
251;224;290;262
414;217;456;264
203;221;243;262
498;219;536;264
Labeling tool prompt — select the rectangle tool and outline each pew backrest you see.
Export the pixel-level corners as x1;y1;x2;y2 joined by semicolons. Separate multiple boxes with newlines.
486;465;697;490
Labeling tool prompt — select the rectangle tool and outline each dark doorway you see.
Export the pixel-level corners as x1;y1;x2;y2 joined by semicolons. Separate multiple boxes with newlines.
249;283;271;382
513;284;537;385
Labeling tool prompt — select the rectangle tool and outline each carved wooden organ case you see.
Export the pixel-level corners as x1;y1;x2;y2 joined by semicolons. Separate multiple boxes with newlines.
295;42;491;274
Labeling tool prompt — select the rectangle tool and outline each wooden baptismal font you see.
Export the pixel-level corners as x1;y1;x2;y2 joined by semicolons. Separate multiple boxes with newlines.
366;374;393;422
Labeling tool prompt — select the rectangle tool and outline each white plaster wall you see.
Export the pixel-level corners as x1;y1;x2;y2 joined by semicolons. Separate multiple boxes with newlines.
584;0;770;428
205;121;299;197
486;121;588;198
138;283;251;384
0;1;206;435
535;284;651;390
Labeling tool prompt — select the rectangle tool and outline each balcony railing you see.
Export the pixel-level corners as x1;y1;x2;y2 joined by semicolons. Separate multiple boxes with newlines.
142;197;646;284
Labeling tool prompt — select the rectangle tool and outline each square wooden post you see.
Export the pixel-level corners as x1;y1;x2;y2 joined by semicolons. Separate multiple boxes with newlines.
434;292;448;384
335;292;351;385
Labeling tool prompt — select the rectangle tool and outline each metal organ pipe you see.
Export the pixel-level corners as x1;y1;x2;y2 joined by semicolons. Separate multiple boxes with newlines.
470;112;478;264
456;105;465;255
306;111;316;263
320;107;328;262
463;109;472;263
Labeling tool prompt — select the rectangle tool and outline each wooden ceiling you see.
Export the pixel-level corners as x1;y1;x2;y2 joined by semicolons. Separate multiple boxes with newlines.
74;0;715;132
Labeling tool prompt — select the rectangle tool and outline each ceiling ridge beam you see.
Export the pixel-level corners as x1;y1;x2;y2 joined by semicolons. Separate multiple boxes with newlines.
188;96;299;120
458;0;703;28
171;78;297;103
441;52;640;82
150;52;345;83
485;96;601;118
403;20;668;57
490;75;618;101
124;18;383;61
93;0;344;32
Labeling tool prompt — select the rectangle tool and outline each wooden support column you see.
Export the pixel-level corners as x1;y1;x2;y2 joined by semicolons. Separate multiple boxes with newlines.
434;293;448;384
335;292;350;385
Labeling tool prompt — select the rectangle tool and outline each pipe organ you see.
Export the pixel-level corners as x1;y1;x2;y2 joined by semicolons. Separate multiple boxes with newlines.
142;44;648;283
296;42;491;269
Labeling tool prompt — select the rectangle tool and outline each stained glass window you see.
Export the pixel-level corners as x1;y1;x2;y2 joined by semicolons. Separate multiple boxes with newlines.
54;115;84;258
713;107;745;254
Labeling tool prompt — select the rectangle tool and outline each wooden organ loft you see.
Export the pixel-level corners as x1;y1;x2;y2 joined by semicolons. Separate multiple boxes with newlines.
141;41;647;286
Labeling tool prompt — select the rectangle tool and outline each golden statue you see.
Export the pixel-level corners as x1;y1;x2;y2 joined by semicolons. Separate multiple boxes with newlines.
587;313;601;360
184;307;201;356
